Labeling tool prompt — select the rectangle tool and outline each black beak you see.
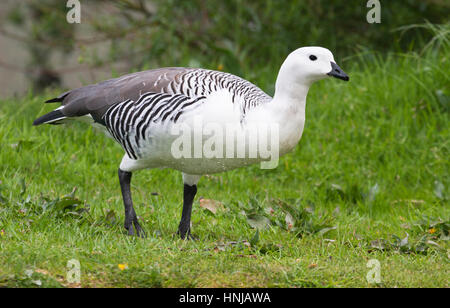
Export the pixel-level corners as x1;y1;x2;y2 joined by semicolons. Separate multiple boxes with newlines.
327;62;349;81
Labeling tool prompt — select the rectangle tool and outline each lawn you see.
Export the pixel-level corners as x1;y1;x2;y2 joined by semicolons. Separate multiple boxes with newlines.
0;47;448;287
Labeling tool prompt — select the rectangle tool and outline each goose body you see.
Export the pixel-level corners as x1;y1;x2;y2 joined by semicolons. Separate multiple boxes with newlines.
34;47;349;238
101;68;275;174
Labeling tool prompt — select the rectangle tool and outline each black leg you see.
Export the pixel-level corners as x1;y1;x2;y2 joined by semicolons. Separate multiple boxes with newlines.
118;168;145;237
177;184;197;239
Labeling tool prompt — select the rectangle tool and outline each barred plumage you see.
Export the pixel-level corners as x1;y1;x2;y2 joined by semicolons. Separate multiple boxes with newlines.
103;92;207;159
163;69;271;115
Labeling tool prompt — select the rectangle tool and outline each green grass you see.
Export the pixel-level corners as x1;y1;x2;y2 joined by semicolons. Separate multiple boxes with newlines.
0;47;449;287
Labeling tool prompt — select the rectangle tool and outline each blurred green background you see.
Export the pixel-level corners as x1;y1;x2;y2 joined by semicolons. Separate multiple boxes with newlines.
0;0;448;95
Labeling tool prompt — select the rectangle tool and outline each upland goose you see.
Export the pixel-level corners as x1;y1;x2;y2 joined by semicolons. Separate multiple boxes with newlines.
33;46;349;238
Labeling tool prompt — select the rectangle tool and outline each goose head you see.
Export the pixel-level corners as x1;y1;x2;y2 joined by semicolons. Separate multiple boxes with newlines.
276;47;349;92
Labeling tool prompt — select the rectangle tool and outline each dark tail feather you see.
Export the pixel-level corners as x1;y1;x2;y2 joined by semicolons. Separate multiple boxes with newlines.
45;97;63;103
33;109;66;126
45;92;70;103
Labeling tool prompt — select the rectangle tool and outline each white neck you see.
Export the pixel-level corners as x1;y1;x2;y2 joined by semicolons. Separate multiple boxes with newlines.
248;64;311;156
273;60;312;103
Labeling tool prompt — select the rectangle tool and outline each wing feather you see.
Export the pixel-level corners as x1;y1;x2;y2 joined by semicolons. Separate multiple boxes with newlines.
43;67;271;124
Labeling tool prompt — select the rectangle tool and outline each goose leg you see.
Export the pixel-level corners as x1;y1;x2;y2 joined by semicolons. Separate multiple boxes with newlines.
118;168;145;237
177;174;200;239
177;184;197;239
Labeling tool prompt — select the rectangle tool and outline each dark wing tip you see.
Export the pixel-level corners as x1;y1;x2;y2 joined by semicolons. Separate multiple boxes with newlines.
33;110;65;126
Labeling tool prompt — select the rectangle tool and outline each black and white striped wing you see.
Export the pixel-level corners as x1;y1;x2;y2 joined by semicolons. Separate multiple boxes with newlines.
163;69;271;116
103;92;206;159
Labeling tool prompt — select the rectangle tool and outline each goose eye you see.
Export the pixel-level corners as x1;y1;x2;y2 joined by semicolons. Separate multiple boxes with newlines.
309;55;317;61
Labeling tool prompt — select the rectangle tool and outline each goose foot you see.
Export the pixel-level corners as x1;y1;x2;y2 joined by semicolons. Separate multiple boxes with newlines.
125;218;146;238
177;228;197;240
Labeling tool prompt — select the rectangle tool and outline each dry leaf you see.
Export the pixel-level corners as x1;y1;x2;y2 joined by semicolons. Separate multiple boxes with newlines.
199;198;224;215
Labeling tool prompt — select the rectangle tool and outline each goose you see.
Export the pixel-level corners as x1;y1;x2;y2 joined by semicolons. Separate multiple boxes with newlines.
33;46;349;239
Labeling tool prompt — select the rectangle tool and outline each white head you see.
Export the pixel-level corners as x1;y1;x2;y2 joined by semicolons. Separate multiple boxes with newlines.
275;47;349;96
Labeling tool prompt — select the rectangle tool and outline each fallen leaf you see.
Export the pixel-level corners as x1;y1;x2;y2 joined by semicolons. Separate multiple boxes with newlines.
434;181;445;200
213;240;250;252
317;226;337;236
265;207;275;215
285;213;295;230
247;214;271;230
35;269;50;276
370;239;388;251
24;269;33;278
426;240;441;249
400;234;409;247
213;246;225;253
199;198;224;215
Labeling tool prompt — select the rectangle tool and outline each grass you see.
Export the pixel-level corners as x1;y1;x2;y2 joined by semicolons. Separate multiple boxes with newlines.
0;46;449;287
